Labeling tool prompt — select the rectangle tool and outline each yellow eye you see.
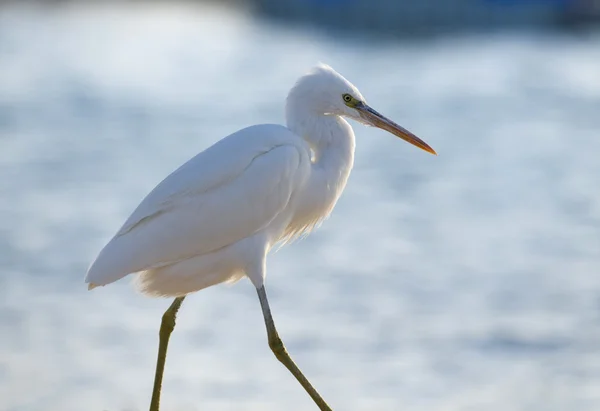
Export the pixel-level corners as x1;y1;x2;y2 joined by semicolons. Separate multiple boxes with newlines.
343;94;352;103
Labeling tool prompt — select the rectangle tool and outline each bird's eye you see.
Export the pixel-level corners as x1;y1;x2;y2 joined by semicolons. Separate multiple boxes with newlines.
343;94;352;103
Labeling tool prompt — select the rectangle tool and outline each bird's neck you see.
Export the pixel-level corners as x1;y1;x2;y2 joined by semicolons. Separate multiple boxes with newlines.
286;111;355;229
288;111;355;179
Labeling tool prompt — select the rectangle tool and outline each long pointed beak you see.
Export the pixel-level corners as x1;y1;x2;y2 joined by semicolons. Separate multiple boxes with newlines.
356;102;437;155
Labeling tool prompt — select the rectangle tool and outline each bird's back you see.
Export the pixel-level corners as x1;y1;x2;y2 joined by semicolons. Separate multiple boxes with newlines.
86;124;311;290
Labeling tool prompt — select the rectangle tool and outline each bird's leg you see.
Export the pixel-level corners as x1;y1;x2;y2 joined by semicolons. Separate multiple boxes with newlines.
149;296;185;411
257;286;333;411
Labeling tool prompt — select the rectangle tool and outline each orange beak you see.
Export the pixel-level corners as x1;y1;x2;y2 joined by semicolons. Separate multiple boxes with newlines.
356;102;437;155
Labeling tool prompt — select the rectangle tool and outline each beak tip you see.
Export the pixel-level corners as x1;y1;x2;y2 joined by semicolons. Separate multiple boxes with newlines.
423;146;437;156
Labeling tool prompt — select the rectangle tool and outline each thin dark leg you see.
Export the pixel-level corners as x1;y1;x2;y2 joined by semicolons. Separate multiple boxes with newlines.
149;296;185;411
256;286;332;411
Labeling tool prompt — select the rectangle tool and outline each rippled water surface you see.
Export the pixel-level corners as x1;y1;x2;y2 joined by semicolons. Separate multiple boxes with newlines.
1;3;600;411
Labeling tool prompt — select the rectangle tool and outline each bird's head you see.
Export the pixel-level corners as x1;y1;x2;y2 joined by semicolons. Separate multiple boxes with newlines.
287;63;436;155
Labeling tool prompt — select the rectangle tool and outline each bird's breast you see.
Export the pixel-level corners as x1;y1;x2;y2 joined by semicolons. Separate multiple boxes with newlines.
280;167;348;244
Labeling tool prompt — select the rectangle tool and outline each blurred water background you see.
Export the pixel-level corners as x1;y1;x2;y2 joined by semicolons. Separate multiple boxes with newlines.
1;1;600;410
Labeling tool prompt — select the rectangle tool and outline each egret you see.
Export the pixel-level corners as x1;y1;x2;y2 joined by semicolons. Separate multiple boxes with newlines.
85;64;436;411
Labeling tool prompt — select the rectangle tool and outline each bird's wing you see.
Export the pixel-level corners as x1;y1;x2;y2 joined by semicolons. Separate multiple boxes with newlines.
86;125;308;286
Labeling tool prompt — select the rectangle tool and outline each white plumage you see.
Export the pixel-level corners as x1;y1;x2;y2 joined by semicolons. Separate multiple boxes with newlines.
87;124;314;295
85;64;435;411
86;65;358;295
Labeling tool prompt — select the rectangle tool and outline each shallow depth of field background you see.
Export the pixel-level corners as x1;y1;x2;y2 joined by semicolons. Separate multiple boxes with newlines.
1;1;600;410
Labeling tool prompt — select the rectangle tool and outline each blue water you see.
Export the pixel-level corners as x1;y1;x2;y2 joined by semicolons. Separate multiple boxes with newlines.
1;3;599;410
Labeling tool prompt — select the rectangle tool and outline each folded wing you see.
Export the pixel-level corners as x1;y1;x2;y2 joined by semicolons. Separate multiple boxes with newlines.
86;125;307;287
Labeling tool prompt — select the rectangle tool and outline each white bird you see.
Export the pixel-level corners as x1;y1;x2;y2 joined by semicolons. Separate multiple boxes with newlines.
85;64;436;411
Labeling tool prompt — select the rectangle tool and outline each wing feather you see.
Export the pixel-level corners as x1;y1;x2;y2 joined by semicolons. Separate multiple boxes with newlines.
86;125;307;286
